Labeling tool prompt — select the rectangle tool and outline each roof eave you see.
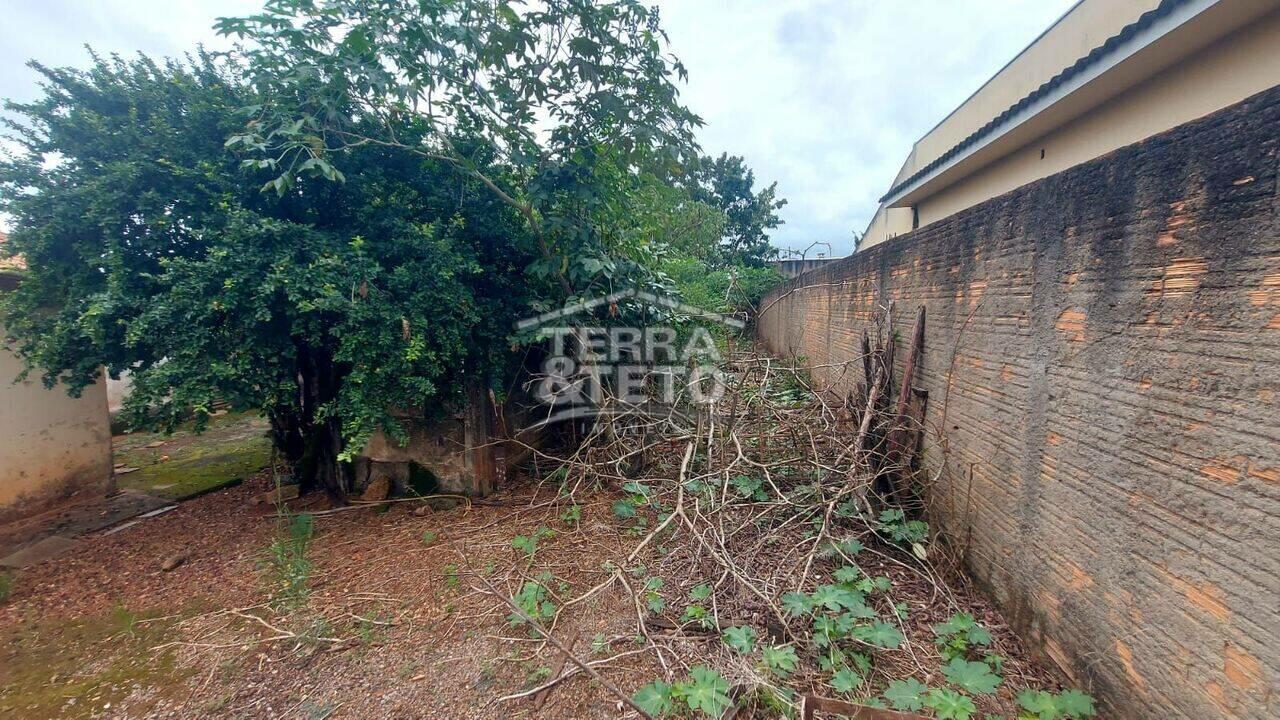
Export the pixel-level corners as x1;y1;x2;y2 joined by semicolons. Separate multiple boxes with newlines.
879;0;1213;208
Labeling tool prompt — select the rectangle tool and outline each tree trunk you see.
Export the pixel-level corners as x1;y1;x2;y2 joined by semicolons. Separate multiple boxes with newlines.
268;406;306;470
309;416;348;501
267;343;351;502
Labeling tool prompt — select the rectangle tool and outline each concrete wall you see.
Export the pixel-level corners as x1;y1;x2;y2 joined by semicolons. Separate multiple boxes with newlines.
106;371;133;418
772;258;842;281
863;0;1280;248
0;329;114;525
758;87;1279;719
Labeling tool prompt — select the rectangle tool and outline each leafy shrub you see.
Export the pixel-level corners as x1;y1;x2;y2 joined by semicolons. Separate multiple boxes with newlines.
884;678;928;711
633;666;732;718
820;537;866;560
559;505;582;524
932;612;994;661
942;658;1003;695
511;525;556;558
680;583;714;628
1017;689;1097;719
590;634;610;655
925;688;978;720
633;680;676;717
830;667;863;694
762;645;799;677
613;499;639;519
852;622;905;649
730;475;768;502
877;509;929;545
681;603;711;628
644;577;666;614
265;513;315;609
665;258;784;315
721;626;757;654
781;591;811;617
508;577;557;627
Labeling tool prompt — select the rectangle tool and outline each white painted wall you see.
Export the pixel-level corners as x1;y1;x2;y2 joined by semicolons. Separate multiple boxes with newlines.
0;328;114;524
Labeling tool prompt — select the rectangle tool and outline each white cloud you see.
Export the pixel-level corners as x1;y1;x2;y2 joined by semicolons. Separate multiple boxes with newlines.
654;0;1078;255
1;0;1077;254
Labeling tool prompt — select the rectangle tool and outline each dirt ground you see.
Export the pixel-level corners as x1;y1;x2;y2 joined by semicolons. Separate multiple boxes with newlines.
0;466;671;719
0;470;1063;720
0;358;1080;717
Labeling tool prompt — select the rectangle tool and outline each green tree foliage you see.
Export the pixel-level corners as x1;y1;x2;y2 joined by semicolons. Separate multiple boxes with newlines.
665;258;782;314
0;53;534;496
215;0;703;300
683;153;787;267
619;173;725;265
1;1;780;502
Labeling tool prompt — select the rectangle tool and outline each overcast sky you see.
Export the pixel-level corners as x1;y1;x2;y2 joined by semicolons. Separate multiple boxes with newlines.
1;0;1075;255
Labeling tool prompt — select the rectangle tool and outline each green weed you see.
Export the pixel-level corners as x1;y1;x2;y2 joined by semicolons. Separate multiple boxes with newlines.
265;513;315;610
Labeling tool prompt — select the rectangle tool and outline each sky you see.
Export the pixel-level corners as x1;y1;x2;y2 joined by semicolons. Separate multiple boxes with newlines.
0;0;1076;255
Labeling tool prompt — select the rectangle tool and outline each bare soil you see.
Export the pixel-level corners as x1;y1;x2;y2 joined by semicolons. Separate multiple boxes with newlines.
0;468;668;719
0;467;1062;719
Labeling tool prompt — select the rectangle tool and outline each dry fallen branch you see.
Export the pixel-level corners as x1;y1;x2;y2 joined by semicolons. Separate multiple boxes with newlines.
468;564;656;719
475;307;1056;717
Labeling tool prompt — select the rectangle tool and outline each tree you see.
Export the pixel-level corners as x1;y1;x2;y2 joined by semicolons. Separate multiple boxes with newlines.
684;153;787;267
215;0;702;301
3;0;708;500
0;53;535;497
665;258;782;318
613;172;725;265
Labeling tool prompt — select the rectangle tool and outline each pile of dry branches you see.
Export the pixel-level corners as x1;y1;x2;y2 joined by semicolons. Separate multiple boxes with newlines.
510;305;998;718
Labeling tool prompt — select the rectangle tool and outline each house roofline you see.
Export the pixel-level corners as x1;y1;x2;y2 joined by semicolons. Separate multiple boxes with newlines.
879;0;1199;206
912;0;1088;145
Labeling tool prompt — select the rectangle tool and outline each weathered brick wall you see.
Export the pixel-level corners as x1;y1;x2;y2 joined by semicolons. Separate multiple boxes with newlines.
758;87;1279;719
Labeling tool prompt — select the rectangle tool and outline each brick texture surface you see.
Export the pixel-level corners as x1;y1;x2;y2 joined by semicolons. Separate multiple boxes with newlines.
757;87;1280;719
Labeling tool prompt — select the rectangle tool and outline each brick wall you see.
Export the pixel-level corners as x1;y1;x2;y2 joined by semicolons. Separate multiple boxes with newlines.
757;86;1279;719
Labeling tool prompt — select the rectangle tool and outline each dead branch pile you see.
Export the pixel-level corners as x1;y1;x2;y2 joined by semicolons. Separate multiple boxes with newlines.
512;304;1024;717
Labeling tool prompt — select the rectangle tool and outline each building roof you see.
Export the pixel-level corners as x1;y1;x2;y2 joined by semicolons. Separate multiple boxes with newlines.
879;0;1188;204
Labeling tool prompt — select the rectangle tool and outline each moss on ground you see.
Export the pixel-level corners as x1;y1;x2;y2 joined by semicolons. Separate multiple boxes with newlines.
0;607;196;718
113;411;272;500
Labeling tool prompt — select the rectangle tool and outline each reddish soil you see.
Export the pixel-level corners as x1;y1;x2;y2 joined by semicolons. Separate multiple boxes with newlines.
0;470;666;719
0;467;1063;719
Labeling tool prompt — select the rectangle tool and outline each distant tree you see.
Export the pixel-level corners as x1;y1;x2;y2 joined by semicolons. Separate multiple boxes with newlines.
684;153;788;267
665;258;782;316
625;174;725;264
